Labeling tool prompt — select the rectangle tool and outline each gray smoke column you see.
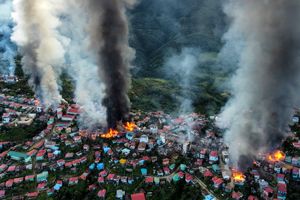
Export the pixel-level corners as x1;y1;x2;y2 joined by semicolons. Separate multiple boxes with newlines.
217;0;300;170
59;0;107;128
11;0;66;107
0;0;17;75
87;0;137;128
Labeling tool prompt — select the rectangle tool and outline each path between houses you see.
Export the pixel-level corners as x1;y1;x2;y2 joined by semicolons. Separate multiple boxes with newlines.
194;176;220;200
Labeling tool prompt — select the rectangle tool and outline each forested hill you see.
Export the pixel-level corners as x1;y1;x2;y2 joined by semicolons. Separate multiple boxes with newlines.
129;0;226;77
125;0;229;115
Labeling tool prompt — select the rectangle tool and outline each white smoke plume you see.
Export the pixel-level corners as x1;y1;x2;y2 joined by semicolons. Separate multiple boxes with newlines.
0;0;16;75
60;0;107;128
11;0;66;107
217;0;300;169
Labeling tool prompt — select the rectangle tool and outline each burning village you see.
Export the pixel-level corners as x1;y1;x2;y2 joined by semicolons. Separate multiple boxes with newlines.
0;0;300;199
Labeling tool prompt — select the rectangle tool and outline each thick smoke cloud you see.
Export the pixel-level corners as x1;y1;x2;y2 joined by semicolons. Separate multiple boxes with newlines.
59;0;107;128
217;0;300;169
87;0;136;128
11;0;66;107
0;0;16;75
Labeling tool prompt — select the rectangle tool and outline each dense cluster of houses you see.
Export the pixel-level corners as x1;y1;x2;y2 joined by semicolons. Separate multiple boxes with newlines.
0;75;18;84
0;93;300;199
0;94;38;126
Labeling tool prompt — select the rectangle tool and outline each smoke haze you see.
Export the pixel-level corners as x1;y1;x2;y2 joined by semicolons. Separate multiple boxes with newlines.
217;0;300;169
164;48;201;114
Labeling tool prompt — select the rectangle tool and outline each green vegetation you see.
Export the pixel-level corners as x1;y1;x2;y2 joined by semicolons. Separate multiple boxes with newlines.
0;121;46;142
130;78;180;112
60;73;74;103
0;56;34;97
130;71;228;115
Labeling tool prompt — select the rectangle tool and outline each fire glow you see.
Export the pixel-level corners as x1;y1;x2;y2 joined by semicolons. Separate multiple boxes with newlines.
124;122;137;132
100;129;119;139
232;170;245;183
267;150;285;162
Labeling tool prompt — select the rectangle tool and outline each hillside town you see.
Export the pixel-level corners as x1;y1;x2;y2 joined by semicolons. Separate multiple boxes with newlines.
0;89;299;199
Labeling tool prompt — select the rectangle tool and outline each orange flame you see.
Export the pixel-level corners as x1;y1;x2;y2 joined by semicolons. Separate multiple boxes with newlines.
267;150;285;162
101;129;119;139
124;122;137;132
232;170;245;182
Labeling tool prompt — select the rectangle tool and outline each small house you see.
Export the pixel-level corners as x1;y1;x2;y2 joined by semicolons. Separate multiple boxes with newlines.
98;189;106;198
209;151;218;163
131;193;146;200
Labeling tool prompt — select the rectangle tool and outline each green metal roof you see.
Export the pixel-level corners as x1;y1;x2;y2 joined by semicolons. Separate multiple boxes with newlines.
8;151;30;158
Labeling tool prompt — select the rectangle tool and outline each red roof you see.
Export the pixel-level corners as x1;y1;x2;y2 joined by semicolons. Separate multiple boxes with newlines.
210;151;218;157
163;167;170;173
56;180;63;185
232;191;243;199
33;140;44;149
65;162;73;167
2;113;10;117
25;175;35;180
57;159;65;165
36;149;46;157
98;189;106;198
62;115;75;119
26;192;39;197
248;195;258;200
88;184;96;191
278;183;287;192
204;169;213;177
67;108;80;114
142;156;150;161
99;170;108;177
98;177;104;183
37;182;46;189
131;193;146;200
27;149;37;156
5;179;13;187
277;174;285;179
72;159;80;165
178;171;185;178
195;159;203;166
80;156;87;163
80;173;88;180
145;176;154;183
212;176;224;185
0;151;8;158
107;174;115;180
185;173;193;182
69;177;78;182
13;177;24;183
264;187;273;194
0;164;7;170
7;166;16;172
293;142;300;149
